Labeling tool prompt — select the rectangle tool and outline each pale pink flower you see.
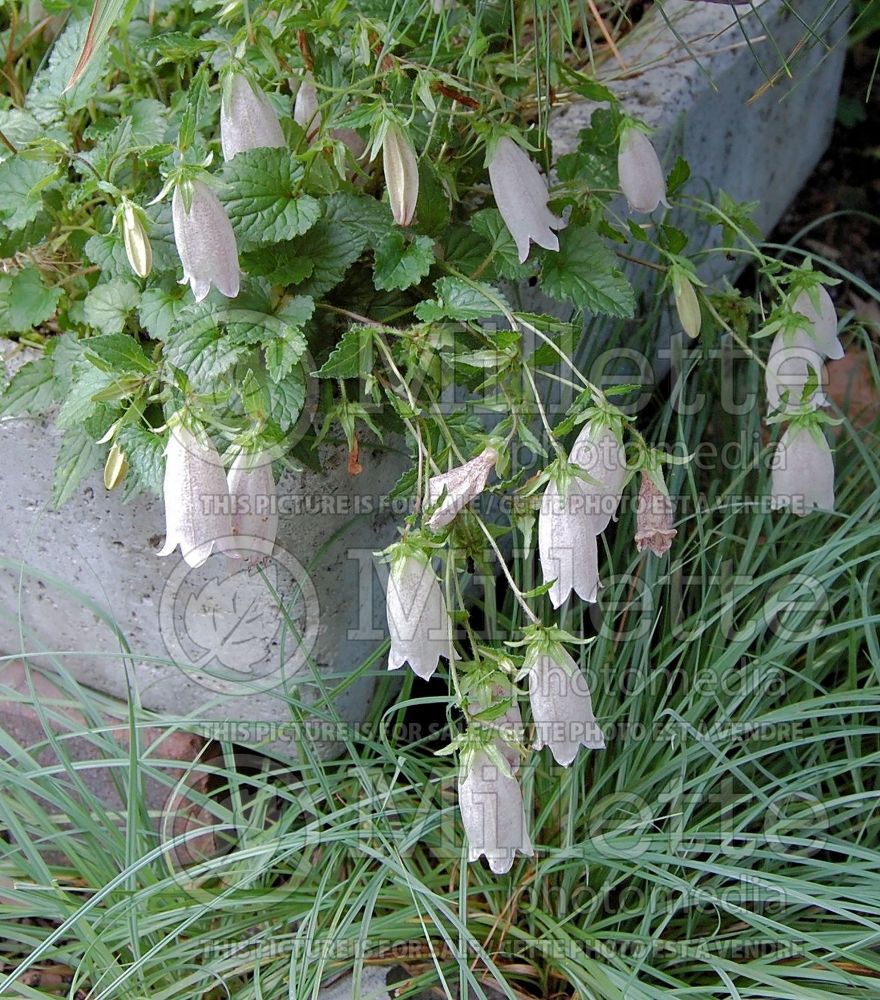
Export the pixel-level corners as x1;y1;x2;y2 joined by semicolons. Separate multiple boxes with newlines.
386;551;455;679
527;643;604;767
770;425;835;516
634;472;676;556
618;127;667;214
293;73;320;134
765;330;828;412
172;180;240;302
426;447;498;531
469;687;524;773
568;421;627;535
538;477;600;607
158;424;231;568
458;749;533;874
383;123;419;226
488;136;562;263
220;73;285;161
226;449;278;560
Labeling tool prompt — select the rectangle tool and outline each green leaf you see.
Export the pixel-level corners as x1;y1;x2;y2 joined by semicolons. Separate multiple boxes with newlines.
117;422;164;495
0;158;57;231
373;232;434;292
470;209;532;280
415;277;508;322
264;326;308;382
267;365;306;431
0;357;56;416
164;321;246;388
286;220;368;298
28;16;110;124
0;268;62;332
83;278;141;335
313;326;375;379
84;333;153;373
56;364;115;430
666;156;691;196
52;427;103;507
139;284;191;340
540;226;635;318
221;148;321;249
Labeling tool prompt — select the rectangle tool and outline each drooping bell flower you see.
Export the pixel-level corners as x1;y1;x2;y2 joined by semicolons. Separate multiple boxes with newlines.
458;748;533;874
382;123;419;226
293;73;321;135
385;547;455;679
426;447;499;531
468;683;524;773
765;329;828;412
120;200;152;279
172;179;240;302
226;448;278;560
488;136;562;263
158;422;231;568
793;285;844;360
634;470;676;556
568;420;628;535
770;424;835;516
618;126;667;214
220;73;286;161
538;474;600;607
525;637;604;767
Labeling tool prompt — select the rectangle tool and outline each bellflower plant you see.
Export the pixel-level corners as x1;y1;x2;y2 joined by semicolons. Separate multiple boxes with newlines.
220;72;286;161
171;179;240;302
226;448;279;560
617;125;667;213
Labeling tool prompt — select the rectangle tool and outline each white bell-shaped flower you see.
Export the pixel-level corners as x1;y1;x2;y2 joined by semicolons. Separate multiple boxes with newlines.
568;421;627;535
172;180;240;302
770;425;835;516
618;126;667;214
527;642;605;767
539;476;600;607
382;123;419;226
426;447;498;531
765;329;828;412
793;286;844;360
158;423;231;568
488;136;562;263
220;73;286;161
386;550;455;680
226;449;278;561
468;686;524;773
458;749;533;874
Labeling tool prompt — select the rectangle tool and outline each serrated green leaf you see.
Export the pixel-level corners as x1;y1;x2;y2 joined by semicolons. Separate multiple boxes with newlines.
314;326;375;379
117;422;164;495
540;226;635;318
0;268;62;332
52;427;103;507
56;364;115;430
287;220;369;298
373;232;434;292
0;158;57;231
139;284;191;340
267;366;306;430
415;276;507;322
221;148;321;249
83;278;141;335
470;209;532;280
666;156;691;196
84;333;153;373
164;321;246;388
28;17;109;124
265;326;308;382
0;357;56;416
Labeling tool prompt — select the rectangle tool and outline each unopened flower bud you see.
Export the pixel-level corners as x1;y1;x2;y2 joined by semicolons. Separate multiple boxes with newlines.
382;123;419;226
618;126;667;214
634;472;676;556
293;73;321;135
673;270;701;339
121;201;153;279
220;72;286;161
488;136;562;263
103;442;128;491
172;179;240;303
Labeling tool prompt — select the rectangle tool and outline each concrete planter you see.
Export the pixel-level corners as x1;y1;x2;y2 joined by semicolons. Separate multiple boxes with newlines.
0;0;847;762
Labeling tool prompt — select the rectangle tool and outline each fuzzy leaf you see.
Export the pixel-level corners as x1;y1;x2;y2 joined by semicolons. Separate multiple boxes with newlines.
373;232;434;292
540;227;635;318
0;268;61;332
